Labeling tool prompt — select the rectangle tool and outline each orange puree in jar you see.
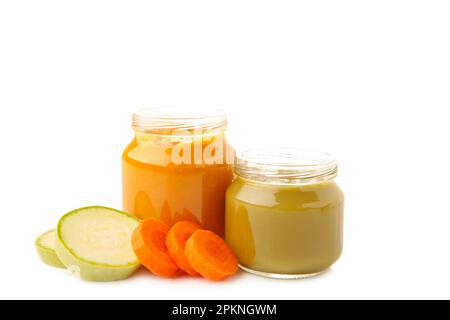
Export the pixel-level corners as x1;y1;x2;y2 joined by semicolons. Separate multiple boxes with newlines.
122;108;234;236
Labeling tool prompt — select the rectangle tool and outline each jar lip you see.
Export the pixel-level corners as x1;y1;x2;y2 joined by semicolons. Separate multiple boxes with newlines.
235;148;338;185
132;107;227;134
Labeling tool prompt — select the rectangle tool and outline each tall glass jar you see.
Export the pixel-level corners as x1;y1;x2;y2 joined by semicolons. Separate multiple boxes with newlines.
226;148;344;279
123;107;235;236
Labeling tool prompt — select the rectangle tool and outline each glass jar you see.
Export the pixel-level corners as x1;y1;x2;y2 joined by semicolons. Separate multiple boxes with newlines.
123;107;235;236
225;148;344;279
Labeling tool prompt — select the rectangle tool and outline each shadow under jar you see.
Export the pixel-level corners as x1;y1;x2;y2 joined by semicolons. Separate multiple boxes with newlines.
123;107;235;236
225;148;344;279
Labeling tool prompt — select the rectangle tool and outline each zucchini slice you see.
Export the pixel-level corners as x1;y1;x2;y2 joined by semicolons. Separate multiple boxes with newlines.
55;206;141;282
36;229;65;268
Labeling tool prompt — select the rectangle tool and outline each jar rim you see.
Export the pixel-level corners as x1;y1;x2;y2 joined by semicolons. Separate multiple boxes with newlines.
132;107;227;134
235;148;338;185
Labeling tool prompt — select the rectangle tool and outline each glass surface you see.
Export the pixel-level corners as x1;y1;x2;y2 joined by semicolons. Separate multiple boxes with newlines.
226;177;344;276
122;135;233;236
123;108;234;236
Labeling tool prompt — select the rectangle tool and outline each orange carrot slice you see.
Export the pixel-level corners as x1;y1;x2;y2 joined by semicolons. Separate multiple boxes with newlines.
185;230;238;281
166;221;202;276
131;219;180;278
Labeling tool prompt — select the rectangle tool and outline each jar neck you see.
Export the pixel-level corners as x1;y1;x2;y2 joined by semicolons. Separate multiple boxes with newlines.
130;109;234;166
134;128;227;144
132;107;227;138
234;148;338;186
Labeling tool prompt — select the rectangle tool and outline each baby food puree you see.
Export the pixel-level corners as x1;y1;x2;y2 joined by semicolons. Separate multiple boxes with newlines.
226;148;344;278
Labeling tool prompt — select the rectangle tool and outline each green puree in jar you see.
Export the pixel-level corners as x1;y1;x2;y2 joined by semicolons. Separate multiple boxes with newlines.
225;149;344;278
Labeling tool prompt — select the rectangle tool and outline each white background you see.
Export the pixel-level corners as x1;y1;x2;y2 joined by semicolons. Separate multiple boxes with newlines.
1;1;449;300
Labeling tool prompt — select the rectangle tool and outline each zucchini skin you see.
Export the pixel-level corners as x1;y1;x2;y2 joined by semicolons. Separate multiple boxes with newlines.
55;206;141;282
36;230;65;269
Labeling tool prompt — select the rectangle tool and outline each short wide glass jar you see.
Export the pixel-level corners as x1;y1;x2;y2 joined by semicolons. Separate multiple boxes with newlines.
225;148;344;279
123;108;235;236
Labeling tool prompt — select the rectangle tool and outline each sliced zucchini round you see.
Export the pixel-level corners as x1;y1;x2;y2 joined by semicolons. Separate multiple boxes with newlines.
36;229;65;268
55;206;141;282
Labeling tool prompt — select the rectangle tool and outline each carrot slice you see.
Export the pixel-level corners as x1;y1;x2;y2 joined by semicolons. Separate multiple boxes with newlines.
185;230;238;281
131;219;180;278
166;221;202;276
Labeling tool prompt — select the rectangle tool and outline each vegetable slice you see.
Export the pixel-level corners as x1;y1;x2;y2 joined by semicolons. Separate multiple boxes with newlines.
185;230;238;281
55;206;141;282
36;229;65;268
132;219;180;278
166;221;202;276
